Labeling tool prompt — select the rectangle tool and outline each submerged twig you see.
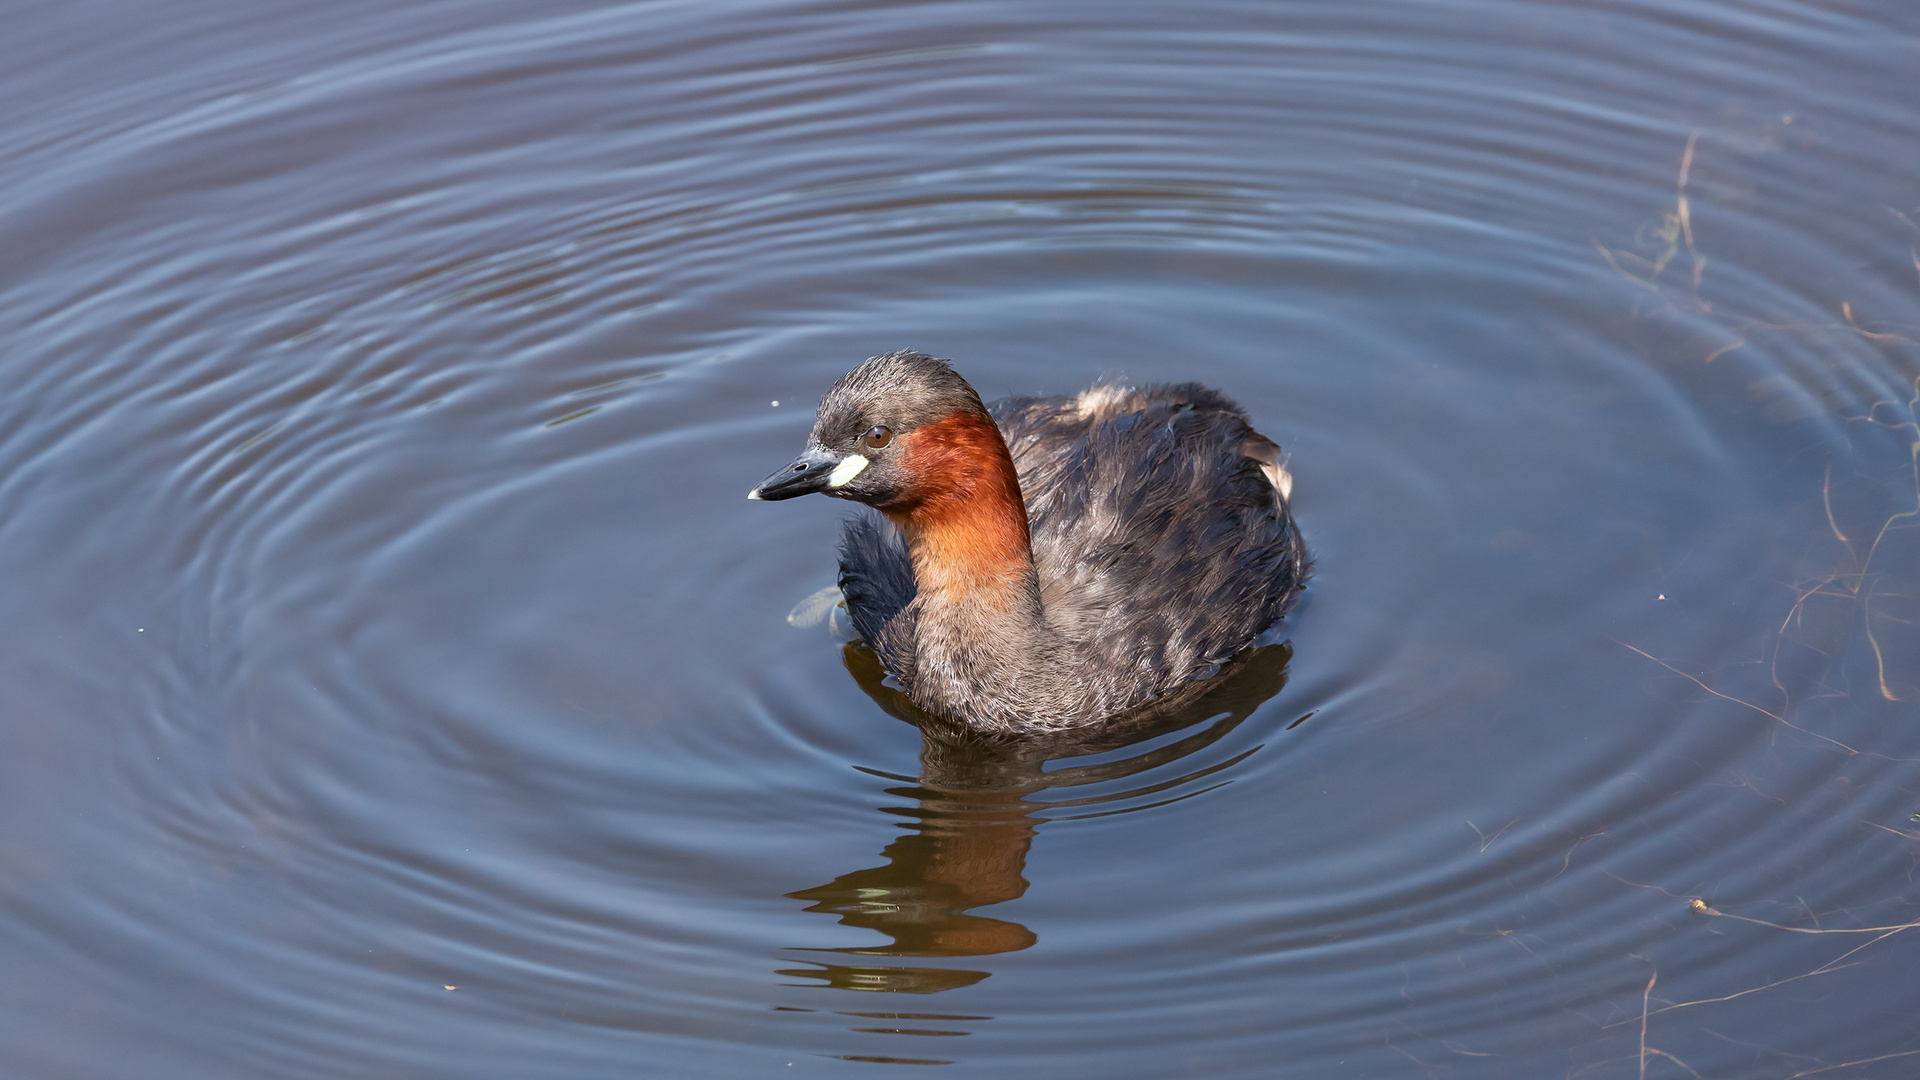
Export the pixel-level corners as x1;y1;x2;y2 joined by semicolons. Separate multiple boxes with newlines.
1616;642;1859;754
1822;463;1850;544
1689;898;1920;935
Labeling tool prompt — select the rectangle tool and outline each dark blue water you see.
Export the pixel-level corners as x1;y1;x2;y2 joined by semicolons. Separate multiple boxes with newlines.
2;1;1917;1076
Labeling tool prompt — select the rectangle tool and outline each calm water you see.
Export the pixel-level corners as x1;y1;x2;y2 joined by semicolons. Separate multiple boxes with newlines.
3;1;1918;1076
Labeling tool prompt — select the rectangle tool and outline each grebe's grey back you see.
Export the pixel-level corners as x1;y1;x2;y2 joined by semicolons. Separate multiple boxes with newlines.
751;351;1305;734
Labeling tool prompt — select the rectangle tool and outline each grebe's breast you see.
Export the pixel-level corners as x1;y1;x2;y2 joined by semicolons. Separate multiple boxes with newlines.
993;382;1303;687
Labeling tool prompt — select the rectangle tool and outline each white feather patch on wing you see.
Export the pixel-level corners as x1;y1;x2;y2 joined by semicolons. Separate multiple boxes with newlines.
826;453;869;488
1260;461;1294;503
1074;384;1129;419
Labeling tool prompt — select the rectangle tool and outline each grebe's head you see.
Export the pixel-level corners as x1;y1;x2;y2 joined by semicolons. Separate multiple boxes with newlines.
749;351;991;507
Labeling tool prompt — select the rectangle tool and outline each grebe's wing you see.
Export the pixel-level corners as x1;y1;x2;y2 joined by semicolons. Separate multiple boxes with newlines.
996;384;1304;691
836;512;918;671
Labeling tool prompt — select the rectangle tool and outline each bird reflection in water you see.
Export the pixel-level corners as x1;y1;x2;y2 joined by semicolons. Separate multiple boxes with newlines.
778;640;1295;1042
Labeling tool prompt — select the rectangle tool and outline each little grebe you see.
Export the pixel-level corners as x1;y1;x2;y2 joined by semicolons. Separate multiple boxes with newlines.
750;351;1305;734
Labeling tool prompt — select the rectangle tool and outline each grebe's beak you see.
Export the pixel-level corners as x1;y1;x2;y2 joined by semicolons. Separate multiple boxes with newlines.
749;445;845;501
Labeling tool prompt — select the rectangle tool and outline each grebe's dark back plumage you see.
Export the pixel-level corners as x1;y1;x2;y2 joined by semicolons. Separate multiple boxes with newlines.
751;351;1304;734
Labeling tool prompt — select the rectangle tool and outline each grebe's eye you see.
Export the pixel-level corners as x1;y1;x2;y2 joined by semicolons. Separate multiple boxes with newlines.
863;425;893;450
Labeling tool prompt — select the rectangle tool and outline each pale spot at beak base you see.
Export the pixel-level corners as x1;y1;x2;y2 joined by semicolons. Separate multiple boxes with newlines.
827;454;869;488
